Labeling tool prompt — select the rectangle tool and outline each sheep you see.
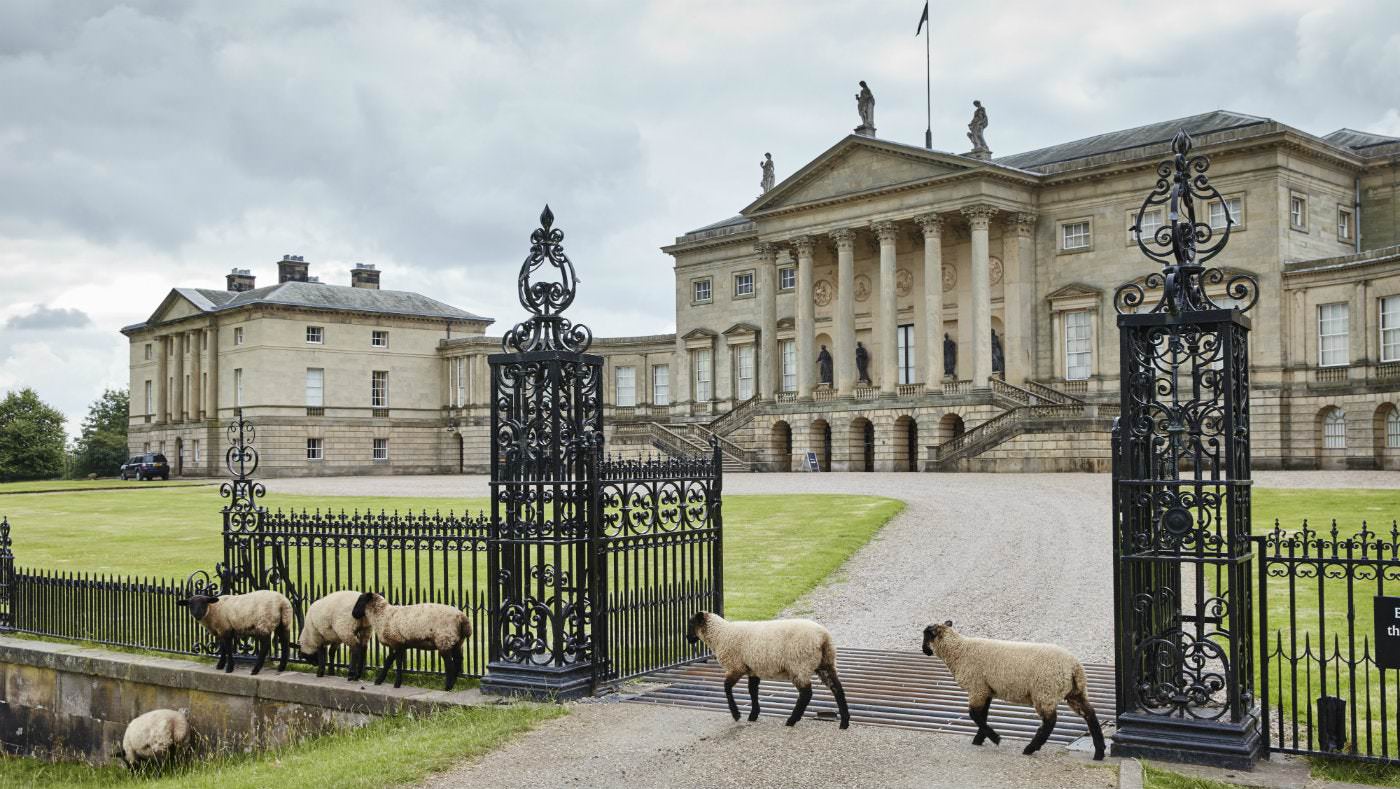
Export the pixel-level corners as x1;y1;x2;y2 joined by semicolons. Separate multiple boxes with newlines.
685;611;850;729
351;592;471;691
298;590;373;681
121;708;190;771
921;620;1105;761
178;590;293;675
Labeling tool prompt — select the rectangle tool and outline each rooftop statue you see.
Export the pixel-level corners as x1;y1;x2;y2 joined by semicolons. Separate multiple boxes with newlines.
855;81;876;136
760;152;775;194
966;100;990;157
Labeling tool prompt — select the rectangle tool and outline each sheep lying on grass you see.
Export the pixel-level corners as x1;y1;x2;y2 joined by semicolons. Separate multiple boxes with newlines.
921;620;1105;760
352;592;471;691
122;708;190;771
299;590;372;681
178;590;294;675
686;611;850;729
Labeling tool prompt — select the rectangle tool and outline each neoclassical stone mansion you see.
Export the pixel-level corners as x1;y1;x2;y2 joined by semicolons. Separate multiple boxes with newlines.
126;107;1400;475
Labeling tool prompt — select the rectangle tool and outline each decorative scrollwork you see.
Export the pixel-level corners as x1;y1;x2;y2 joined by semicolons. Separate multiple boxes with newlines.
1116;130;1258;316
501;205;594;353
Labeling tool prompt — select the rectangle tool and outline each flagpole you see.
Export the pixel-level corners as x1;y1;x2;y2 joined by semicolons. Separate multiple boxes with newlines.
923;4;932;149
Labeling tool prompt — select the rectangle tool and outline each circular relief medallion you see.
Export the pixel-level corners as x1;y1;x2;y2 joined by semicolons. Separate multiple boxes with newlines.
942;264;957;290
813;279;834;307
989;256;1004;286
895;267;913;297
854;274;872;302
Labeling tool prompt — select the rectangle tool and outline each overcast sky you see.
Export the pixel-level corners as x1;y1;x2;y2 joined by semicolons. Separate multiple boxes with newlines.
1;0;1397;435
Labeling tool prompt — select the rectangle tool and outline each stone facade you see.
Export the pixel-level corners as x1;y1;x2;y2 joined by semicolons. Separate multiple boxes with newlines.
123;111;1400;474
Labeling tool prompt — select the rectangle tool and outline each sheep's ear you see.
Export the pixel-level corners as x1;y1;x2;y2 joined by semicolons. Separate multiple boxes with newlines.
352;592;375;619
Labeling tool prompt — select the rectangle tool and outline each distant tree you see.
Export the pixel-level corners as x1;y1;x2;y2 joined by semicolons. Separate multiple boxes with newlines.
0;389;67;482
73;388;130;478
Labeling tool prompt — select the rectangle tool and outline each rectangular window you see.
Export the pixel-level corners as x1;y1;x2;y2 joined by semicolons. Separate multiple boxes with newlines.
1290;195;1308;229
144;343;152;361
1338;208;1354;242
780;340;796;392
1324;413;1347;449
192;439;200;463
1209;197;1243;230
306;438;323;461
693;349;713;401
234;368;244;406
1132;208;1163;243
371;330;388;348
1061;220;1091;251
1388;412;1400;449
371;371;389;408
614;366;636;407
452;358;467;407
234;327;244;346
1318;302;1349;367
1065;312;1092;381
144;380;153;416
896;324;916;385
735;345;755;400
143;442;151;453
778;267;796;291
372;438;389;461
1382;296;1400;363
306;326;323;344
734;271;754;297
305;368;324;407
693;278;712;303
652;365;670;406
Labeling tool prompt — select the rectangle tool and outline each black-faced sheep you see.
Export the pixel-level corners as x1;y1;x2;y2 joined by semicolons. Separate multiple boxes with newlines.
121;708;190;771
922;621;1105;760
179;590;293;675
686;611;850;729
352;592;471;691
299;590;372;681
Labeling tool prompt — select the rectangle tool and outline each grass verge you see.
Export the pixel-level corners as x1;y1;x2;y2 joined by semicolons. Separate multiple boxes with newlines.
0;479;212;495
0;702;564;789
1141;762;1240;788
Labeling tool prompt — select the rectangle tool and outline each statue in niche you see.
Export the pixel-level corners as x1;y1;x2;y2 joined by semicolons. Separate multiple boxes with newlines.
991;329;1005;374
966;100;990;155
855;81;876;134
943;333;957;378
760;152;775;194
855;341;871;385
817;345;833;386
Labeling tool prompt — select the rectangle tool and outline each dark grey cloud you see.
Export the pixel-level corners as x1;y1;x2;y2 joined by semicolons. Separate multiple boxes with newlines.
0;0;1396;432
5;305;94;331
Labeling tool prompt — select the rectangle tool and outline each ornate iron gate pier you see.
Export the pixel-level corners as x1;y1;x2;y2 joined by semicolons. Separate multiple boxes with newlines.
1111;131;1263;768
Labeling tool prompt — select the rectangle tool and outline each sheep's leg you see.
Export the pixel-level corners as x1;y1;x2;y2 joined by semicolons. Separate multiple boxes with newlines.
747;675;761;721
374;648;394;686
250;635;269;675
216;634;232;672
315;646;327;678
275;624;290;672
786;681;813;727
1066;691;1106;761
722;671;743;721
1024;708;1057;756
394;647;407;689
350;644;367;682
968;698;1001;745
817;666;850;730
442;647;459;691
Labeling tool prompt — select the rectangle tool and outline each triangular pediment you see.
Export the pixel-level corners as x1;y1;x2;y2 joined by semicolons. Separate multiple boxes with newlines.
1047;283;1103;301
146;290;209;326
682;327;717;340
744;137;979;214
722;322;759;336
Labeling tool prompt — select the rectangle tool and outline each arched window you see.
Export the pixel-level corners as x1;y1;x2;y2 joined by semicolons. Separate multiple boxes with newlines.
1323;408;1347;449
1388;409;1400;449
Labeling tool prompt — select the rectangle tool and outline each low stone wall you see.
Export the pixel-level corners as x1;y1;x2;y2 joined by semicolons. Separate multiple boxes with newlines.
0;637;479;763
947;419;1114;473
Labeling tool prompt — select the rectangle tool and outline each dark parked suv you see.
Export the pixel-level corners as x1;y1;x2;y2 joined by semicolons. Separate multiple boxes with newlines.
120;453;170;481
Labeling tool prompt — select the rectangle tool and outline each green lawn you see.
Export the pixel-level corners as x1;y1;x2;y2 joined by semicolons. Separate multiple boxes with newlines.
0;479;212;495
0;703;563;789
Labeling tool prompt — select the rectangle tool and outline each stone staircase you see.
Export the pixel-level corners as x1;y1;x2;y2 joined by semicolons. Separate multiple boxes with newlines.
925;379;1113;470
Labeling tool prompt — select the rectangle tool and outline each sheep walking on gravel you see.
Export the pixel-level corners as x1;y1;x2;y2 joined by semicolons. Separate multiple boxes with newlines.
352;592;471;691
686;611;850;729
299;590;373;681
122;708;190;771
178;590;294;675
921;621;1105;760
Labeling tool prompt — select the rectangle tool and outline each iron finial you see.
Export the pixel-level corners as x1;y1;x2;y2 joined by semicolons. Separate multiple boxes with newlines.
502;205;593;353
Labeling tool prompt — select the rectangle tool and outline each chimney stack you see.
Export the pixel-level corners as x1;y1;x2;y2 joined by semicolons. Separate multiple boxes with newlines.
226;268;256;292
278;254;309;283
350;263;380;289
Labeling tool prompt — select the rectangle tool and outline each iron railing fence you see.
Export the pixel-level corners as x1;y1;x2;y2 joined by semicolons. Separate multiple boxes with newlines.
9;567;205;657
1258;519;1400;765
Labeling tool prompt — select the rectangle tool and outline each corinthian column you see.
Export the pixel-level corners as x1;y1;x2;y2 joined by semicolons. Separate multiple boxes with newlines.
755;242;779;399
915;214;945;390
173;332;186;422
155;335;169;425
1003;212;1037;384
962;205;998;387
793;235;817;399
188;329;202;420
831;229;857;396
872;220;899;395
